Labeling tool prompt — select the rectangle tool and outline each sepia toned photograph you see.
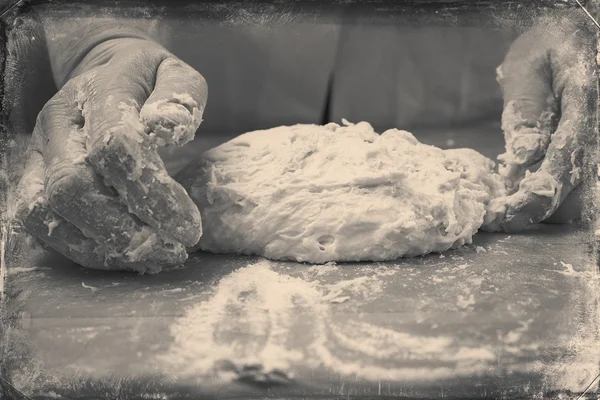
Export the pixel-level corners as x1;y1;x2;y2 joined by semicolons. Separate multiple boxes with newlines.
0;0;599;398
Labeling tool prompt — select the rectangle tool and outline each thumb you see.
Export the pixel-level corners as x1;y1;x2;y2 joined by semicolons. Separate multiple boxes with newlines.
140;57;208;147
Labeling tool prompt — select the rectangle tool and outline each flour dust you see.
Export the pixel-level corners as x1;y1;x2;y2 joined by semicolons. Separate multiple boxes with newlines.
158;260;496;384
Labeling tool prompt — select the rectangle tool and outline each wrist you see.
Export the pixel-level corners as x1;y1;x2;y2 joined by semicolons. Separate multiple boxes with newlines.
45;18;165;88
66;37;166;84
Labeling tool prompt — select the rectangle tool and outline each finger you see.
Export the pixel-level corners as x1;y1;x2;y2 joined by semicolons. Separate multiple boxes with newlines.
39;91;188;266
83;62;203;247
140;57;207;147
14;141;111;270
25;198;173;273
16;147;183;272
497;23;559;191
502;23;597;232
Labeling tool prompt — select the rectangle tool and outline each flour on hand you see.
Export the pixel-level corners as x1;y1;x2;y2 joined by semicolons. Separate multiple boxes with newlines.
178;120;506;263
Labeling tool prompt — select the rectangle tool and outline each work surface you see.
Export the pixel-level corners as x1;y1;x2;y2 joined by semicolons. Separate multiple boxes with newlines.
2;222;599;399
2;124;600;399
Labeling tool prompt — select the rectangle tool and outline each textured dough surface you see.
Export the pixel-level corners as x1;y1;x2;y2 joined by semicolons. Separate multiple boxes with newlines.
180;121;506;263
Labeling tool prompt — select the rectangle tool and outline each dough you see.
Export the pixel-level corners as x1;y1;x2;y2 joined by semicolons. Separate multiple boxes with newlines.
178;120;506;263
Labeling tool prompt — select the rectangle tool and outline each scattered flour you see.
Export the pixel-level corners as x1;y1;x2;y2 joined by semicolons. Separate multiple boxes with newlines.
322;276;384;303
161;287;185;294
457;293;476;310
81;282;99;293
555;261;595;279
304;262;339;278
160;260;499;383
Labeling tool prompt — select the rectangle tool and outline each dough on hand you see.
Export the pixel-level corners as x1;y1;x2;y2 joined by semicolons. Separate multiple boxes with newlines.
178;120;506;263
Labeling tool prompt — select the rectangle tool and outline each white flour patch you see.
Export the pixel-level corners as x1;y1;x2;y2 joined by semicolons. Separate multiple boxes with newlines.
159;260;498;383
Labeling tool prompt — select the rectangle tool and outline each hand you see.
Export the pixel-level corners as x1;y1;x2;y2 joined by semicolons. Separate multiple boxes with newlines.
15;38;208;272
486;12;597;232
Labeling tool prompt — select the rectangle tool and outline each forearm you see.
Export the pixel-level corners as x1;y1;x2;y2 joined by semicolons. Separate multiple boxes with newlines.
41;13;169;88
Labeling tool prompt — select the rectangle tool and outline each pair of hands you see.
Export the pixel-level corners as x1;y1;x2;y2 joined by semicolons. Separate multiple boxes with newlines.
15;13;597;271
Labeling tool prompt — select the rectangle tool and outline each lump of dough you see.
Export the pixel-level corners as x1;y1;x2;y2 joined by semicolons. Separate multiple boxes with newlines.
178;120;506;263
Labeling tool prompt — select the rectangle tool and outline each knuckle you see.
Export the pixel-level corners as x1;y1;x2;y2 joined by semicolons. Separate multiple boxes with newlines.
46;170;86;211
165;57;208;96
38;90;80;135
40;89;71;119
38;97;61;128
40;94;64;114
